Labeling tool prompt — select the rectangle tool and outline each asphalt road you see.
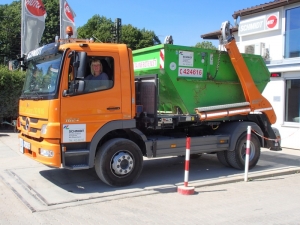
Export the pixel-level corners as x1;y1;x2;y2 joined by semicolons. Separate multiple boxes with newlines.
1;132;300;224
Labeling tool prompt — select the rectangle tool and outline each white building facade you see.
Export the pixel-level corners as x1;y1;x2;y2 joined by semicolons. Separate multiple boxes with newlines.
232;1;300;149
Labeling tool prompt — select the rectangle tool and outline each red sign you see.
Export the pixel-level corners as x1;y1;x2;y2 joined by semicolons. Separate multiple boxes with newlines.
25;0;46;17
271;72;281;77
266;15;277;29
64;2;74;23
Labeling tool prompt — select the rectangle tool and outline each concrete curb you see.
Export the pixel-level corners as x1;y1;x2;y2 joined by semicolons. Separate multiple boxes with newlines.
143;167;300;194
181;167;300;189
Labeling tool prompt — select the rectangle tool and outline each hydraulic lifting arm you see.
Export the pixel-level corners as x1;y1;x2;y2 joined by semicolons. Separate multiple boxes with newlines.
220;21;276;124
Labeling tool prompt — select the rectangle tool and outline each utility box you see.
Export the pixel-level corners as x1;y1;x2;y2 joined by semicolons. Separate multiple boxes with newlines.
133;44;270;115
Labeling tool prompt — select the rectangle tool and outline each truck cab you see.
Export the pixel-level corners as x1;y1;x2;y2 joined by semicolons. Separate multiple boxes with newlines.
19;38;136;170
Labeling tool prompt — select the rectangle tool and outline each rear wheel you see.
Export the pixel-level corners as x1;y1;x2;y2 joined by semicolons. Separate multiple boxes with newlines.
226;133;261;170
95;138;143;187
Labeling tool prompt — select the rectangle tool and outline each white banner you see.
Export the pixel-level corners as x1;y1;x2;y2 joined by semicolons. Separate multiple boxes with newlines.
60;0;77;38
21;0;47;55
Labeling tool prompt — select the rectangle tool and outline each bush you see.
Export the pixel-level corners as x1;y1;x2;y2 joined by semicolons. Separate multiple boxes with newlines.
0;65;25;123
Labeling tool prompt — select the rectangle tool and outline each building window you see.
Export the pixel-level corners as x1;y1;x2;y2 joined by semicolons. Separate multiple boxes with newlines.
285;6;300;58
285;79;300;123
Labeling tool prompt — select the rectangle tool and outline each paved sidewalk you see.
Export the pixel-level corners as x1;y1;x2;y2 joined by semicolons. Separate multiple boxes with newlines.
0;131;300;224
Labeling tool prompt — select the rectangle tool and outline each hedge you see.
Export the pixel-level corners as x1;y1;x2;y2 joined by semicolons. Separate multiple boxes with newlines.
0;65;25;123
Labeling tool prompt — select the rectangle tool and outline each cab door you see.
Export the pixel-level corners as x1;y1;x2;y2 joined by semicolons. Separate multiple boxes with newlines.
60;52;122;143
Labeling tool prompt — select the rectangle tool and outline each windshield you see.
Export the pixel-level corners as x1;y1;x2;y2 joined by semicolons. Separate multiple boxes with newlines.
21;54;62;99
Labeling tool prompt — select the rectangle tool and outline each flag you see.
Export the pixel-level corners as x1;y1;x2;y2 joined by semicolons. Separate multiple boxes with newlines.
21;0;47;56
60;0;77;38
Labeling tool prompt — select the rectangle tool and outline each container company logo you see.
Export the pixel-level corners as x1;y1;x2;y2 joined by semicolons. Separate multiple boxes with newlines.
25;0;46;17
134;59;157;70
69;129;84;133
63;124;86;142
63;125;84;133
64;2;74;23
238;12;279;36
266;15;277;29
180;52;192;59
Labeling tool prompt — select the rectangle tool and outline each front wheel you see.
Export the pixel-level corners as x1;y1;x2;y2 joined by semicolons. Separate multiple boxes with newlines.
95;138;143;187
226;133;261;170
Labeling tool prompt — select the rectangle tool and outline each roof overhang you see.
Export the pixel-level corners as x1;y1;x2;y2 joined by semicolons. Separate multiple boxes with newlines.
232;0;299;19
201;0;299;40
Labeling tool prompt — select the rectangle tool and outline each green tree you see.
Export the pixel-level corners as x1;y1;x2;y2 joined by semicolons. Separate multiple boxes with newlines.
195;41;217;50
0;65;25;121
77;15;114;43
0;1;21;64
41;0;60;45
122;26;160;50
78;15;161;50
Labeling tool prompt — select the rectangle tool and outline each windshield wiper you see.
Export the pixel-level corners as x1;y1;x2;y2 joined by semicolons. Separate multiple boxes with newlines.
20;96;29;100
31;91;44;100
20;91;44;100
20;91;30;100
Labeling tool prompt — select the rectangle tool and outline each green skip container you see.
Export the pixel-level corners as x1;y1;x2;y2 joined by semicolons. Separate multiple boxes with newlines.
133;44;270;115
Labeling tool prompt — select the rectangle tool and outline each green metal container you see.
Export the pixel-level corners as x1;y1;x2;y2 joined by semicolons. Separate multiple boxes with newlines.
133;44;270;115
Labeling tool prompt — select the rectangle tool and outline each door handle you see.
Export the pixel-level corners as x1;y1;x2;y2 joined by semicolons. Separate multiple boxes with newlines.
107;107;120;110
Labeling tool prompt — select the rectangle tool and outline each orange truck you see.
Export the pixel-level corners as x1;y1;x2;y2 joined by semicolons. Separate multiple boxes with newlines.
18;22;281;187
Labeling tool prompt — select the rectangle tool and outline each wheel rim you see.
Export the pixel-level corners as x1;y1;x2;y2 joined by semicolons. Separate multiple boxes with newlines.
241;142;255;161
111;151;134;177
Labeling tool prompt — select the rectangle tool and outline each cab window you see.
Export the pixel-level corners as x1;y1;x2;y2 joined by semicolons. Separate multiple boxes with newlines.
84;56;114;92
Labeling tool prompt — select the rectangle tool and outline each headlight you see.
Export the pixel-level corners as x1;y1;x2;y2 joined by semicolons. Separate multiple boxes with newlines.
41;124;47;134
39;148;54;157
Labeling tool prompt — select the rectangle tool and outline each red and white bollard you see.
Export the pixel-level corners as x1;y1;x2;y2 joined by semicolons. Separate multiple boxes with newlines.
178;137;195;195
244;126;252;182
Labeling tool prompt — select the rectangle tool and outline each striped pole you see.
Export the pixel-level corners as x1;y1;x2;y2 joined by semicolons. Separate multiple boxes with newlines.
244;126;252;182
178;137;195;195
184;137;191;187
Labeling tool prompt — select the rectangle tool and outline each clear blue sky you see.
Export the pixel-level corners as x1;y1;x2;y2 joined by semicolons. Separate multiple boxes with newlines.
2;0;268;46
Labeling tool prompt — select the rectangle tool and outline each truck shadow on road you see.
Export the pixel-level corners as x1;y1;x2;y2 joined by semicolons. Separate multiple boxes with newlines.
37;154;230;195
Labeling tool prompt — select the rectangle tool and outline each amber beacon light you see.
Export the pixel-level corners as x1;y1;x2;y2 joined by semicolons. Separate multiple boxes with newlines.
66;26;73;37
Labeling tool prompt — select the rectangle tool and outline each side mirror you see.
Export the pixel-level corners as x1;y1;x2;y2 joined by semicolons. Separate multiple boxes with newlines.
73;52;87;79
8;60;20;71
63;51;87;97
63;80;85;96
77;80;85;93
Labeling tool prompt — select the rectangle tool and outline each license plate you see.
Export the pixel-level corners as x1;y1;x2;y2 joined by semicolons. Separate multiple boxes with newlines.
24;141;31;149
19;138;24;153
19;138;31;154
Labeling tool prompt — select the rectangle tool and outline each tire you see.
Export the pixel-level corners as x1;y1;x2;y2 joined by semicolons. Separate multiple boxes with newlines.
95;138;143;187
226;133;261;170
216;151;231;167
